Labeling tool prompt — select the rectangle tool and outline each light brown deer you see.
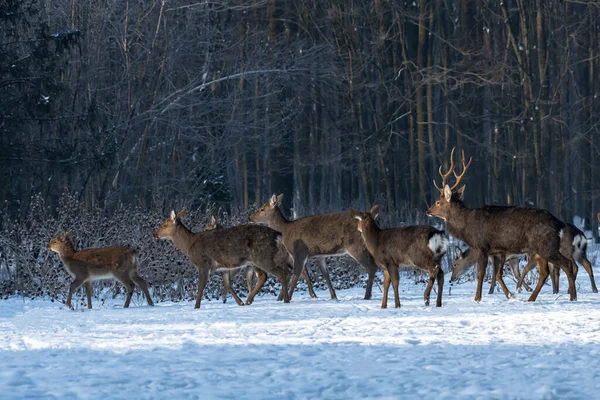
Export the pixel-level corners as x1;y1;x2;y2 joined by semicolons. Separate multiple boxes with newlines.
516;223;598;294
202;216;256;305
451;248;533;293
47;232;154;309
154;210;301;308
250;194;379;300
350;206;447;308
427;148;577;302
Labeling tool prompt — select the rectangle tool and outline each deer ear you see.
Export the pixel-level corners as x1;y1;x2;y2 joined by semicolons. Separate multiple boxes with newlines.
177;209;186;219
350;208;363;221
369;205;379;219
170;210;177;221
457;185;466;200
453;247;462;259
276;193;284;205
63;232;72;240
443;185;452;202
269;194;277;205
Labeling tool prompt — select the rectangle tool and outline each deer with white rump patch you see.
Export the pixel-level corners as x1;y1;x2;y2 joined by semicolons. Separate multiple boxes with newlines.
350;206;447;308
250;194;379;300
427;148;577;302
47;232;154;309
516;223;597;294
154;210;302;308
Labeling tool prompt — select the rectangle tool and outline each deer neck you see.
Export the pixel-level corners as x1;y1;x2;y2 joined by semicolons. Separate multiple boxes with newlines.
58;243;76;260
267;206;291;232
444;202;473;244
170;223;198;257
360;222;381;257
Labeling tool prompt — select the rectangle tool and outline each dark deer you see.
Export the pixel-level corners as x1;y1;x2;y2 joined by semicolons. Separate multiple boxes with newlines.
451;248;533;293
250;194;379;300
154;210;300;308
202;216;256;305
47;232;154;309
350;206;447;308
427;148;577;302
516;223;598;294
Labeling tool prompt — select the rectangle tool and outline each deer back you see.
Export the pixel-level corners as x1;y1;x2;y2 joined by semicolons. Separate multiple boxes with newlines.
73;246;135;271
189;224;286;270
275;211;365;256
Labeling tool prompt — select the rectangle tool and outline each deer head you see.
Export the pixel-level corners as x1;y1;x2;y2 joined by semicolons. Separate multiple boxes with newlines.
250;194;284;223
450;246;473;283
426;147;472;221
154;209;186;240
47;232;75;256
349;205;380;233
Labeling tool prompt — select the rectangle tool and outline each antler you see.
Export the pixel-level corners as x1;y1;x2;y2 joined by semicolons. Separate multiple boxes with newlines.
433;147;456;192
433;147;472;193
449;150;472;191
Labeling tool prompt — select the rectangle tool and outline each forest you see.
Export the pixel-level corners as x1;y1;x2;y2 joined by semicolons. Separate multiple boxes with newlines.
4;0;600;224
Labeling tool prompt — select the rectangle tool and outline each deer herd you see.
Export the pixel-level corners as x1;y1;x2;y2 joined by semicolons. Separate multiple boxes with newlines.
47;148;599;311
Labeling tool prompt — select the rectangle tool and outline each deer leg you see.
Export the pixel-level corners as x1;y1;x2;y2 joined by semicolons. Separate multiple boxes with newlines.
549;254;577;301
119;276;135;308
381;269;391;309
389;266;400;308
301;267;317;298
246;267;255;294
494;255;513;299
287;272;300;301
517;257;537;293
474;251;488;302
528;256;549;302
488;262;497;295
195;267;209;309
550;264;559;294
279;272;290;304
423;268;435;306
221;272;229;303
513;258;533;293
223;270;245;306
347;247;378;300
66;277;85;310
435;266;444;307
318;258;337;300
84;281;93;309
130;271;154;306
580;257;598;293
246;269;268;305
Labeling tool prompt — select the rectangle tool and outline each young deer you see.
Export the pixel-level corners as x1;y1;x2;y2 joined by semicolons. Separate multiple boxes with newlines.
516;223;598;294
451;248;533;293
154;210;300;308
202;216;256;305
427;148;577;302
250;194;379;300
47;232;154;309
350;206;447;308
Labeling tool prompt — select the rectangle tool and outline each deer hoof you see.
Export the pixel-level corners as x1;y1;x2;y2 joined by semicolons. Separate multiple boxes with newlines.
594;288;599;294
424;300;430;306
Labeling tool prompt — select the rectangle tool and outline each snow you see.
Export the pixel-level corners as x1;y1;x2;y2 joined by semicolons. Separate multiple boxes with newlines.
1;276;600;399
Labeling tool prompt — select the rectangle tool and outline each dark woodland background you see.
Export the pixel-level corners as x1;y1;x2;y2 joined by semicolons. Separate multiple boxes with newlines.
2;0;600;302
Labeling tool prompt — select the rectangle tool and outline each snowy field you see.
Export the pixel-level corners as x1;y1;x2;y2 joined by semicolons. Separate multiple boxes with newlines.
1;276;600;400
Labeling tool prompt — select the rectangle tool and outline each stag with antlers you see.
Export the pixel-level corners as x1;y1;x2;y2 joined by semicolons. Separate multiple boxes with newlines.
427;148;577;302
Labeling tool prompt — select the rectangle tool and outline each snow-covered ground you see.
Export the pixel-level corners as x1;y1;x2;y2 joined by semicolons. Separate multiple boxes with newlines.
1;275;600;400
